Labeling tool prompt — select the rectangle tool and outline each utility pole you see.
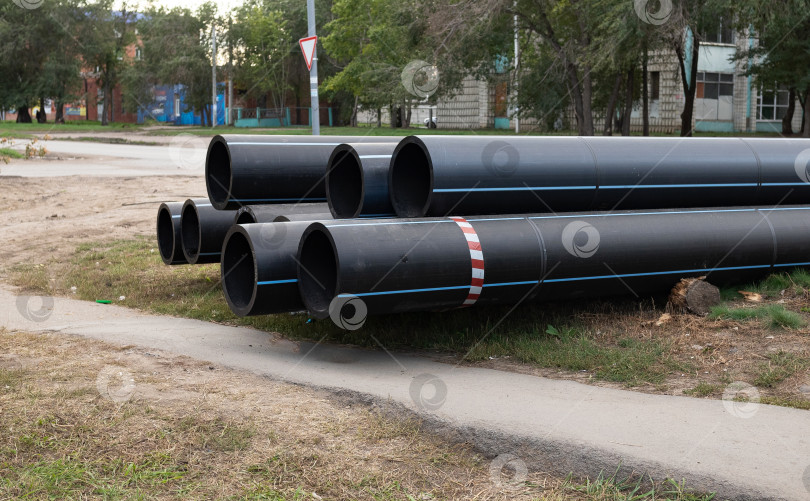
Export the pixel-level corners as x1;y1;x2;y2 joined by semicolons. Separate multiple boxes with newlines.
211;22;217;128
228;16;233;126
513;9;519;134
306;0;320;135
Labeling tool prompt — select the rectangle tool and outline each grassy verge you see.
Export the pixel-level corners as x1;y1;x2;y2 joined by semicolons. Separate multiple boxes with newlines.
0;120;140;134
0;146;24;161
0;330;714;500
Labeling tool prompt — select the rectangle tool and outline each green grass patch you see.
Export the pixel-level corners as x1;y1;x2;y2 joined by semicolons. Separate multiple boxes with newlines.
709;304;805;329
760;395;810;410
565;471;714;500
684;382;721;398
0;120;140;134
754;351;810;388
0;147;24;159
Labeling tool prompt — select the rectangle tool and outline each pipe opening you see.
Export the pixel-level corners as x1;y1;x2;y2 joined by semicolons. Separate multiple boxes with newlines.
222;231;256;313
235;210;257;225
299;228;338;315
181;204;200;259
206;140;231;207
156;206;176;262
327;149;363;218
390;141;431;217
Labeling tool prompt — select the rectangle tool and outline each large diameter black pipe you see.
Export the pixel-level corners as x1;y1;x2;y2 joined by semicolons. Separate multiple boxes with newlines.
233;203;330;225
297;207;810;317
180;199;237;264
221;222;313;315
389;136;810;217
326;143;398;218
206;135;400;210
156;202;187;265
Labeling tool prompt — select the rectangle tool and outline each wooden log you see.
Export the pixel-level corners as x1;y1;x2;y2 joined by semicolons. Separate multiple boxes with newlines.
667;276;720;316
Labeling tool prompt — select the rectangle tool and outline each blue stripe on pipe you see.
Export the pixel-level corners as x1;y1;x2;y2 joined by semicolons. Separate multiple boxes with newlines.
196;203;212;207
339;262;810;297
761;182;810;186
433;186;594;192
229;198;327;202
171;215;181;218
358;155;392;159
198;252;220;256
257;279;298;285
599;183;757;189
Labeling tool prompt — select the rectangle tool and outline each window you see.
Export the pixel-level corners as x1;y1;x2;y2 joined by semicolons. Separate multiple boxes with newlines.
702;19;735;44
757;87;791;121
650;72;660;101
695;72;734;121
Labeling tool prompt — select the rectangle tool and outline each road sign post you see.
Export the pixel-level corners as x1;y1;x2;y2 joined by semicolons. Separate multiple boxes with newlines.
303;0;320;135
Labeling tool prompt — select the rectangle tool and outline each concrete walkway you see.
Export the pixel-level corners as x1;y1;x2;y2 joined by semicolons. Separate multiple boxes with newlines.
2;286;808;500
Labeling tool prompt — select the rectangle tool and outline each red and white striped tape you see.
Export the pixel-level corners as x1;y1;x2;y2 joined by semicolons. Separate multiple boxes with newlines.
450;217;484;306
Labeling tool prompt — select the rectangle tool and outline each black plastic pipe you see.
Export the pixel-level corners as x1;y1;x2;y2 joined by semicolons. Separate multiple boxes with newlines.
221;222;315;315
273;213;334;222
206;135;400;210
156;201;187;265
233;203;330;225
389;136;810;217
297;206;810;317
180;199;237;264
326;142;398;218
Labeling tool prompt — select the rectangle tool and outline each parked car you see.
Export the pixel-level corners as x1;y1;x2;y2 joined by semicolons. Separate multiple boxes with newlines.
424;116;437;129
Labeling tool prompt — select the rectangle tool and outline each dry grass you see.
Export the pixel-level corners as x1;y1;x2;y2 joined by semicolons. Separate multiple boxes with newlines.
0;329;715;500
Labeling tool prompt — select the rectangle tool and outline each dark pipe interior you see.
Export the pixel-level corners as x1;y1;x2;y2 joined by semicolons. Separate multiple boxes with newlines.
222;231;255;311
181;204;201;258
390;141;431;217
235;210;257;224
299;229;338;314
328;150;363;218
156;207;176;261
207;140;231;206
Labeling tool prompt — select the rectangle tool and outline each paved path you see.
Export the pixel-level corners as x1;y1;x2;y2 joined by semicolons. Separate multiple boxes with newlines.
2;286;808;500
1;139;207;177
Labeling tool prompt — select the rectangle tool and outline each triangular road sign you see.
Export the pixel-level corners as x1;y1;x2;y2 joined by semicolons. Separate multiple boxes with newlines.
299;36;317;71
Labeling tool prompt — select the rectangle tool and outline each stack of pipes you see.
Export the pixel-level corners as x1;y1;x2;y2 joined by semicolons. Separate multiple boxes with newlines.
155;134;810;324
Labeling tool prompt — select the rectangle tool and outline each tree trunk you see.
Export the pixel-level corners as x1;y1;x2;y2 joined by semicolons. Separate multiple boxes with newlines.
564;62;587;135
581;64;595;135
677;34;699;137
604;73;622;136
642;46;649;136
101;81;109;126
389;104;396;128
16;106;32;123
803;87;810;138
783;88;796;136
376;108;382;128
667;277;720;316
622;67;634;136
404;102;412;128
55;101;65;124
107;83;115;123
37;97;47;123
351;95;358;127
